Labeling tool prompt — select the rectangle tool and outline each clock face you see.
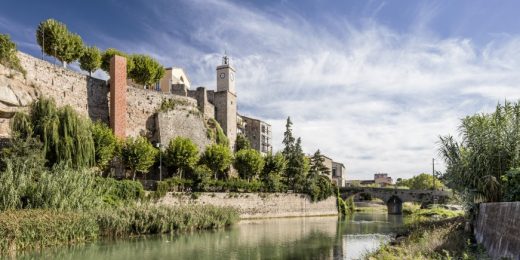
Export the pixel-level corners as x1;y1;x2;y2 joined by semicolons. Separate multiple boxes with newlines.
230;72;234;81
219;72;226;79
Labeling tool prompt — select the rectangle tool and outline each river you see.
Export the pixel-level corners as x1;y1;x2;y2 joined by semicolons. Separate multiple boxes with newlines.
18;212;406;260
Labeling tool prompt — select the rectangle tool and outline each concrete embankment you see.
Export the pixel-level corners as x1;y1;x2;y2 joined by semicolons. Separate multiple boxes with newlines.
155;192;338;219
474;202;520;259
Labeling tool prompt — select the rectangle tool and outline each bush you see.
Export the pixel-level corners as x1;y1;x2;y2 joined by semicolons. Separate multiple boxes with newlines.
96;177;144;206
128;54;165;87
502;168;520;201
91;121;118;169
36;18;84;67
262;152;287;192
234;149;264;181
0;33;25;75
235;134;250;152
79;45;101;76
0;210;98;254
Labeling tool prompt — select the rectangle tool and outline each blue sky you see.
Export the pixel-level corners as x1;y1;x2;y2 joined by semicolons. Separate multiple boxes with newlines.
2;0;520;180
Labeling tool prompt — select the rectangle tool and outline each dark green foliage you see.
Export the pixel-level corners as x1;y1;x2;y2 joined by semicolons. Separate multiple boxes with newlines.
100;48;134;73
91;121;118;169
121;136;158;180
309;149;330;176
11;97;95;169
281;117;308;192
164;137;199;178
96;178;144;206
0;33;25;75
501;168;520;201
0;210;99;254
396;173;444;190
261;152;287;192
128;54;165;87
234;149;264;181
199;144;233;180
235;133;251;152
10;112;32;139
192;165;213;191
202;178;264;192
439;101;520;203
36;19;84;67
306;174;333;202
79;46;101;75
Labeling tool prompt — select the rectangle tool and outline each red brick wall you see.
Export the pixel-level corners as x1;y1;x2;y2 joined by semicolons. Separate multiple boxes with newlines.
110;55;127;138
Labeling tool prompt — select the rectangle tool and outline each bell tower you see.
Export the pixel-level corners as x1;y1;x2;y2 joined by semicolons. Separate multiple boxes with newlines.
216;55;236;94
214;54;237;151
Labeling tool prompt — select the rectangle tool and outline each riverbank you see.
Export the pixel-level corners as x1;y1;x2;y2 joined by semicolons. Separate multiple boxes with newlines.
0;205;239;255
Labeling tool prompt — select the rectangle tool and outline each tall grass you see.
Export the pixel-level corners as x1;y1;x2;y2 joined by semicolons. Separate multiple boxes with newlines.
0;210;98;254
96;205;239;237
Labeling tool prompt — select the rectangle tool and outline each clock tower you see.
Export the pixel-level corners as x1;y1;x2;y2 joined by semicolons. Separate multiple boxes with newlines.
216;55;236;94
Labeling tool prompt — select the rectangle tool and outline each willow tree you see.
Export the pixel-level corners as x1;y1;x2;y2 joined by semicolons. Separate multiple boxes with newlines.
11;97;95;169
439;101;520;203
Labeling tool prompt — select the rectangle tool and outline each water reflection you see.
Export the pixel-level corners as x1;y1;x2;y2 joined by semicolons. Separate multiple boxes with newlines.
18;213;405;260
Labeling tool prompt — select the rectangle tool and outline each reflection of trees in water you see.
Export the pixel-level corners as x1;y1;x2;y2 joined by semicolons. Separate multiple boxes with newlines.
20;214;406;260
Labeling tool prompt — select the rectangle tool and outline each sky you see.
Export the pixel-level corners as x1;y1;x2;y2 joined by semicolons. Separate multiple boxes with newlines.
2;0;520;180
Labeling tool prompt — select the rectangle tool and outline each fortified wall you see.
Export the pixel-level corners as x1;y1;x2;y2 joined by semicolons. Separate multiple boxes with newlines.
474;202;520;259
0;52;212;149
156;192;339;219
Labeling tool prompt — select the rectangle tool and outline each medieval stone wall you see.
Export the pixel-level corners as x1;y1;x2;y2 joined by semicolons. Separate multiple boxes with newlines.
156;192;338;219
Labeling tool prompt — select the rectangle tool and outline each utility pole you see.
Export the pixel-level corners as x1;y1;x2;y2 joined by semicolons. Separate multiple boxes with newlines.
432;158;435;190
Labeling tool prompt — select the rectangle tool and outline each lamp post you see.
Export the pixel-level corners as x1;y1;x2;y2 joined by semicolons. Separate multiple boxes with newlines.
156;143;163;181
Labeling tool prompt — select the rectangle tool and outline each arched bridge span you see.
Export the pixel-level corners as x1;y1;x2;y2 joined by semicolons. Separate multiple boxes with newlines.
339;187;451;214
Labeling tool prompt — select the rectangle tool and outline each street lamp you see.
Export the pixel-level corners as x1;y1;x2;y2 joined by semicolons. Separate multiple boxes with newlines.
156;143;163;181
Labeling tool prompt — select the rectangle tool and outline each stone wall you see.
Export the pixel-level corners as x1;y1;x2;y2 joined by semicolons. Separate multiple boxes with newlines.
474;202;520;259
156;192;338;219
155;107;213;151
0;52;212;150
0;52;109;137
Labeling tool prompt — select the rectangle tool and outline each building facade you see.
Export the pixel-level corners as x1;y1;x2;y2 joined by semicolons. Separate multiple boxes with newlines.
332;162;347;187
239;115;272;154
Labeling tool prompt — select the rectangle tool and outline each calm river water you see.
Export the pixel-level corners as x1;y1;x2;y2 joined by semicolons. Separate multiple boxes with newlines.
19;212;406;260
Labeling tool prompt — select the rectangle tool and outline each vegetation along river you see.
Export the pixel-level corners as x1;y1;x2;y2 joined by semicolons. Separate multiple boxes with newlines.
17;212;406;260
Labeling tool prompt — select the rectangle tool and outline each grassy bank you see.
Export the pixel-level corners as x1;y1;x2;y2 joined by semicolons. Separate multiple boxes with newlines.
0;205;239;255
366;217;488;259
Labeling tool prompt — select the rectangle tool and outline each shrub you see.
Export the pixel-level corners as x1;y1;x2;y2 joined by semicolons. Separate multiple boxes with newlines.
128;54;165;87
79;45;101;76
91;121;118;169
262;152;287;192
100;48;134;73
96;177;144;206
0;210;98;254
234;149;264;181
502;168;520;201
36;18;84;67
199;144;233;180
121;136;158;180
164;137;199;178
0;33;25;75
235;133;251;152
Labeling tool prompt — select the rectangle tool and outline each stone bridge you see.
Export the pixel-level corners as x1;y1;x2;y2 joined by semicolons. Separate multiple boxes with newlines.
339;187;452;214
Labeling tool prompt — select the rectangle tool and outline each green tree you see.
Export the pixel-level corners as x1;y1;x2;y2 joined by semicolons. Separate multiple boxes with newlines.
282;117;295;157
396;173;444;190
234;149;264;181
309;150;331;176
164;137;199;178
281;117;308;191
121;136;158;180
199;144;233;180
11;98;95;169
79;46;101;76
235;133;251;152
439;101;520;203
501;168;520;201
91;121;117;169
0;34;25;75
100;48;134;73
36;19;84;67
128;54;165;87
261;152;287;192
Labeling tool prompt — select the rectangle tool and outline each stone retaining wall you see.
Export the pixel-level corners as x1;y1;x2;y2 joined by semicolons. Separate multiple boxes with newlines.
156;192;338;219
474;202;520;259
